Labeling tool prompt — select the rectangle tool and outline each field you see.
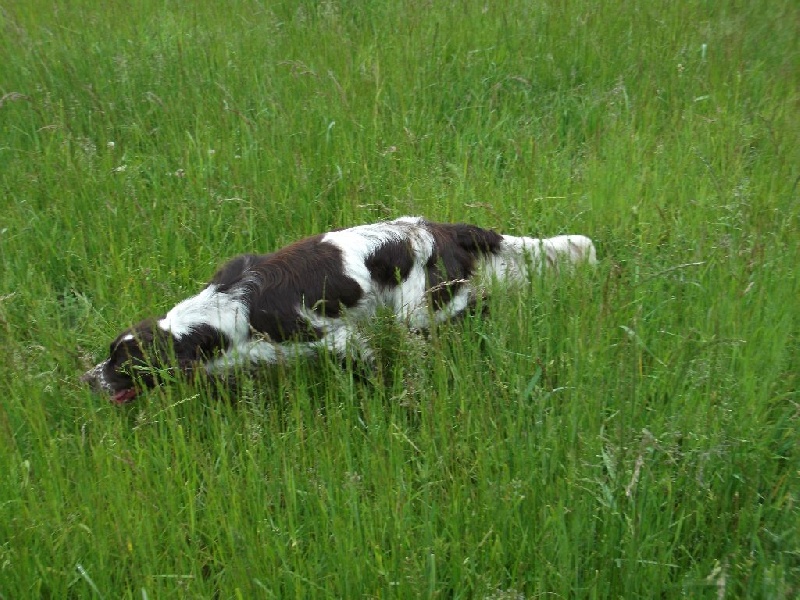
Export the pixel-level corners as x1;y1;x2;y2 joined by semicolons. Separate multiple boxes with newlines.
1;0;798;597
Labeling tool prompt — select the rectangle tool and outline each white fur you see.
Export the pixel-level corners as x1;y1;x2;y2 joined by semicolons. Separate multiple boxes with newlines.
321;217;436;326
481;234;597;284
158;284;250;343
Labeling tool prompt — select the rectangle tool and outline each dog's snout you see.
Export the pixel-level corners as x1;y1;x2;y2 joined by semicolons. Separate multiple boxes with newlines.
80;363;107;392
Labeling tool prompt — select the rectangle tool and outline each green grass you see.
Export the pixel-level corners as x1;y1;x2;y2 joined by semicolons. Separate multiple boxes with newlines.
1;0;798;597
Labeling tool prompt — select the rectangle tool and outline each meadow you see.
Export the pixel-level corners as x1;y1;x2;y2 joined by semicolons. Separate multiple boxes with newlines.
1;0;797;597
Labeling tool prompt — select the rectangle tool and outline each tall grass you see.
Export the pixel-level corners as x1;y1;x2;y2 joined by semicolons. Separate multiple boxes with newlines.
1;0;797;597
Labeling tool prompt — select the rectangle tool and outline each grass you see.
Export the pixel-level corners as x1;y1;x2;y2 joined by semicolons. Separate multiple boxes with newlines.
1;0;798;597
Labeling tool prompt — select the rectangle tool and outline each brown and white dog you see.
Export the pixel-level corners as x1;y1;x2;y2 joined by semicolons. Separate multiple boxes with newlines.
81;216;596;403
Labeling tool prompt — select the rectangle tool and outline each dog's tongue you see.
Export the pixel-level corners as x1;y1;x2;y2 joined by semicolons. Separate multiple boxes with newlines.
112;388;138;404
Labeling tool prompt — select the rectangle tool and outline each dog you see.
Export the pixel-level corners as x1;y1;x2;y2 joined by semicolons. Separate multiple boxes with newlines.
81;216;596;403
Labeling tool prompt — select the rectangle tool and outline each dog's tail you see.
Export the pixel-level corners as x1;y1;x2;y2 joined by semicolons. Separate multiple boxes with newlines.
479;233;597;284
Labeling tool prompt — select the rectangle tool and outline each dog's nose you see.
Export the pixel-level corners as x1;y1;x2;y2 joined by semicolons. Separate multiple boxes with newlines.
80;363;104;391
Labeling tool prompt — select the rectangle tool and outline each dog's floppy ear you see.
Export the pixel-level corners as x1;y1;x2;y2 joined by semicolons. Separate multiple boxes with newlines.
173;324;229;366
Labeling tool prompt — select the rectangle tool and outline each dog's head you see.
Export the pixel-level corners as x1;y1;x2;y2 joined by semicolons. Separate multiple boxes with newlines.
82;318;230;403
81;319;188;403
